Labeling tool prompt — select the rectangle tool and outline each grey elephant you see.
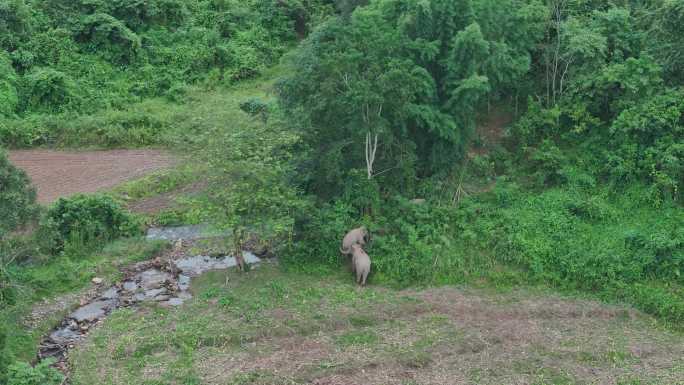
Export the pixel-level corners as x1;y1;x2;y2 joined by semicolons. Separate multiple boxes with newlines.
350;244;371;286
339;226;369;255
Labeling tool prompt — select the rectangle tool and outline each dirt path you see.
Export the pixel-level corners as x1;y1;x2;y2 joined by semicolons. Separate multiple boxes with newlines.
8;149;174;204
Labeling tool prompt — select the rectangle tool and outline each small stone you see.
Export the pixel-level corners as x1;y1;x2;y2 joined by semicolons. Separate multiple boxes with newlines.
168;298;184;306
154;295;171;301
144;288;166;298
69;300;116;322
122;281;137;292
177;275;191;291
49;328;81;344
80;325;89;332
139;269;172;290
101;287;119;300
92;277;104;284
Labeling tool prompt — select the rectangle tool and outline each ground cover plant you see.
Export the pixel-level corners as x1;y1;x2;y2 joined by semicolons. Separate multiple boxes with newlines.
68;264;684;385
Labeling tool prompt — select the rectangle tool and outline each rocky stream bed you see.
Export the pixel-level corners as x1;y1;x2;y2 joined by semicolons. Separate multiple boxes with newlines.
36;225;261;375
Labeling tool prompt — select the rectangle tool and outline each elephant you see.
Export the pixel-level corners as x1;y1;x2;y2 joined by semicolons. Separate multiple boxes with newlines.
350;244;371;286
340;226;369;255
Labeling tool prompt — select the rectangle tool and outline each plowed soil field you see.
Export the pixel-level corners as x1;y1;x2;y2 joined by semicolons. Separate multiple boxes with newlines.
8;149;174;204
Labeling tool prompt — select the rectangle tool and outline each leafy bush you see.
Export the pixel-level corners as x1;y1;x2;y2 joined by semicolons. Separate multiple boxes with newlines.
42;194;140;253
205;111;305;261
479;183;684;324
6;359;63;385
20;68;78;113
0;324;7;384
0;52;18;117
77;13;141;65
285;196;478;287
284;200;359;268
0;149;37;238
239;97;269;116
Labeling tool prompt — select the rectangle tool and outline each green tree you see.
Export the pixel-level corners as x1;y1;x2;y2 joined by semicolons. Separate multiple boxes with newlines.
0;148;36;239
0;0;34;51
0;324;7;384
0;52;18;117
649;0;684;85
205;115;305;269
280;0;546;198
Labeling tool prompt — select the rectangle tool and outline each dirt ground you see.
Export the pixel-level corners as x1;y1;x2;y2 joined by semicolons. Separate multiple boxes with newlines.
8;149;174;204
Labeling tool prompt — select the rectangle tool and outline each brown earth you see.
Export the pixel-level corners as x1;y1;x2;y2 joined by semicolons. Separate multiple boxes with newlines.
8;149;174;204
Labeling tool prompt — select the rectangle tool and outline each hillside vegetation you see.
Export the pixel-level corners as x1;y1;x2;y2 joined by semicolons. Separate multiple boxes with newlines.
0;0;683;384
0;0;333;147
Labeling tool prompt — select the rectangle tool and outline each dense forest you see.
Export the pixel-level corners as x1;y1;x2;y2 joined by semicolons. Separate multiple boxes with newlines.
1;0;683;383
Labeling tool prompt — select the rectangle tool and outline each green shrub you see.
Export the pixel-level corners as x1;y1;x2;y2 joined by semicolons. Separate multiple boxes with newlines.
6;359;63;385
284;200;358;268
0;52;18;117
42;194;141;253
20;68;78;113
0;149;37;238
285;196;474;287
239;97;269;117
0;324;7;384
478;183;684;324
77;13;141;65
0;115;53;147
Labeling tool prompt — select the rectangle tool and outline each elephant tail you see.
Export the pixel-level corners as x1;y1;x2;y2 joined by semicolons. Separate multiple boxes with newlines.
340;246;350;255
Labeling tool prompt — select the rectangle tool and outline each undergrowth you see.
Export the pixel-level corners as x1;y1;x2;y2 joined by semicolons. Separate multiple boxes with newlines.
283;183;684;329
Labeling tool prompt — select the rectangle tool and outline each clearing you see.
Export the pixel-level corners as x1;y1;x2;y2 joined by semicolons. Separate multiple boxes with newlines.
69;263;684;385
8;149;174;204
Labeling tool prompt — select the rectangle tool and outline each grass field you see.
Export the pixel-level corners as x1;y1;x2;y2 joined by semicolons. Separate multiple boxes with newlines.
69;263;684;385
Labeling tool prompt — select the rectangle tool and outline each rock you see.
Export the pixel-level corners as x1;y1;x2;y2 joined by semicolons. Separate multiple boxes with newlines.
175;252;261;276
160;298;184;307
133;293;146;302
49;328;81;345
177;275;191;291
138;269;172;290
122;281;138;292
177;291;192;300
91;277;103;284
144;288;166;298
101;287;119;300
154;295;171;301
69;300;116;322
